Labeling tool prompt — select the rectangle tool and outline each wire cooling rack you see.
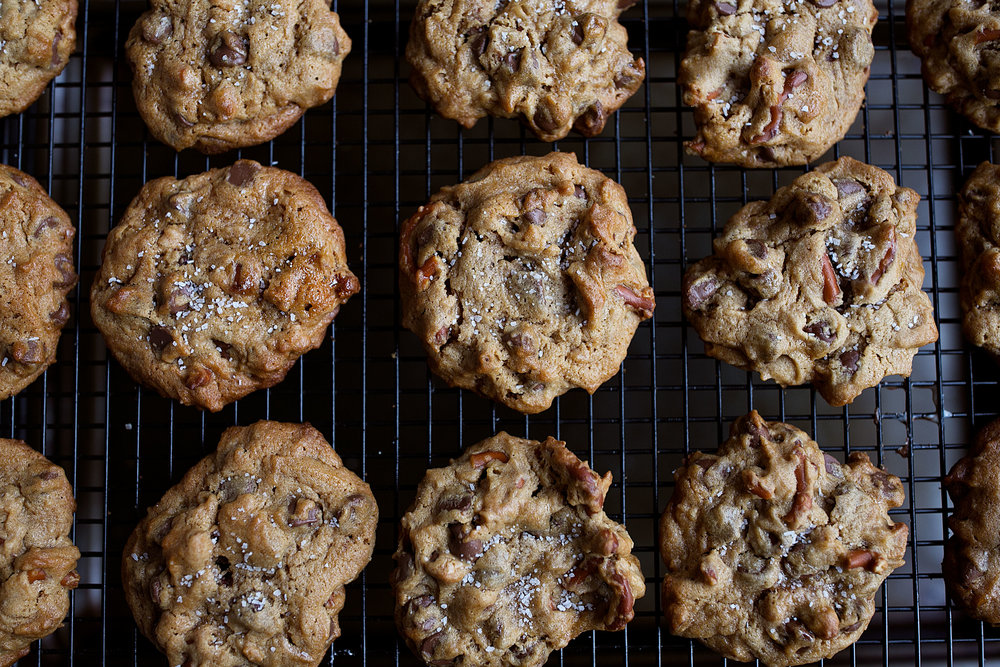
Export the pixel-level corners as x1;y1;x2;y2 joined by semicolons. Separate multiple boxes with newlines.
2;0;999;664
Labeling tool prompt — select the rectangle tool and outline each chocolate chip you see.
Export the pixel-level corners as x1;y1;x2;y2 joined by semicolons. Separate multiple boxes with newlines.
9;172;27;187
803;321;834;343
142;15;173;44
208;31;248;67
290;507;320;527
574;185;586;199
53;254;76;288
331;35;341;56
617;0;637;7
575;101;606;136
421;632;443;657
532;106;558;132
149;577;161;603
410;594;434;610
174;113;194;128
506;332;535;354
49;302;70;325
148;325;173;352
470;27;488;56
823;453;840;474
438;495;472;512
684;275;719;309
39;469;60;480
11;340;42;364
504;49;522;71
213;339;232;360
834;179;864;198
758;145;778;163
614;70;636;89
811;0;837;6
839;349;860;373
227;161;259;187
715;1;737;14
786;70;809;89
805;194;832;221
572;22;585;45
167;283;195;314
523;208;546;225
33;216;60;238
746;239;767;259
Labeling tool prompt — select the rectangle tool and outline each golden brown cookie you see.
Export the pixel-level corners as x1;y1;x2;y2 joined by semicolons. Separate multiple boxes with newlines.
0;439;80;667
400;152;654;414
943;418;1000;625
660;411;908;667
406;0;645;141
682;157;937;406
122;421;378;667
908;0;1000;133
0;0;77;118
0;165;77;400
681;0;877;166
91;160;358;412
125;0;350;153
956;162;1000;358
392;431;644;666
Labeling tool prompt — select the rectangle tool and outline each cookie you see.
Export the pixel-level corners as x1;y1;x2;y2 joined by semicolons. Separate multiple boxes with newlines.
91;160;358;412
660;411;908;667
0;165;77;401
125;0;350;153
681;0;877;166
392;431;644;666
0;0;77;118
122;420;378;667
0;439;80;667
956;162;1000;358
682;156;937;406
943;418;1000;625
399;152;654;414
406;0;645;142
908;0;1000;134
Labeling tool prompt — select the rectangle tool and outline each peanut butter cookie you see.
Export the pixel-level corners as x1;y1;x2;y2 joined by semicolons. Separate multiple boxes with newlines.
0;0;77;117
956;162;1000;358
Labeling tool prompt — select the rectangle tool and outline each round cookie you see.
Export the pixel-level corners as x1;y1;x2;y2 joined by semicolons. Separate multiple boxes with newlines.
682;156;938;406
392;431;644;666
122;420;378;667
0;165;77;400
659;411;908;667
0;0;77;118
943;418;1000;625
681;0;877;166
0;439;80;667
908;0;1000;134
399;152;654;414
91;160;358;412
125;0;351;153
406;0;645;142
956;162;1000;358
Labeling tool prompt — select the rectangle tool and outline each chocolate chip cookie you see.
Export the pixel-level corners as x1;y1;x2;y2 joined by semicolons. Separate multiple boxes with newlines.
122;420;378;667
956;162;1000;358
400;152;654;414
681;0;877;166
0;0;77;118
392;431;644;666
908;0;1000;133
682;156;937;406
660;411;908;667
0;165;77;401
125;0;351;153
943;418;1000;625
406;0;645;142
91;160;358;412
0;439;80;667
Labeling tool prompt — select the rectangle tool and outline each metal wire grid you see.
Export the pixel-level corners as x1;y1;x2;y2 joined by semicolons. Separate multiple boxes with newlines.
0;0;997;664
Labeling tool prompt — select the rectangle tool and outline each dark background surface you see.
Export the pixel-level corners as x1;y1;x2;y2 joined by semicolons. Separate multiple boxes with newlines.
2;0;998;664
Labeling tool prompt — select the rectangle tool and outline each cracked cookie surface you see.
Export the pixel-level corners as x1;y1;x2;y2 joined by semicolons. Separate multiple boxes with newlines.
944;418;1000;625
0;165;77;401
908;0;1000;133
659;411;908;667
0;0;76;118
399;152;654;414
681;0;877;166
0;439;80;667
682;156;937;406
406;0;645;142
392;431;644;667
125;0;350;153
91;160;358;412
956;162;1000;358
122;420;378;667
